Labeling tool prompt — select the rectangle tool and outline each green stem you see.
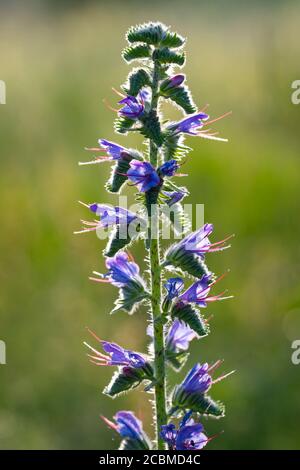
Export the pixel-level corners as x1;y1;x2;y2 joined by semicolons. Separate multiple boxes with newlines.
148;59;167;450
149;208;167;450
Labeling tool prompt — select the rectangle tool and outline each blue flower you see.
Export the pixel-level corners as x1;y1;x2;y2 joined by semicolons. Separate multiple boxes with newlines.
106;252;144;287
162;190;186;206
160;74;185;92
89;252;144;287
164;278;184;300
161;416;208;450
158;159;179;177
180;362;212;394
75;203;138;234
102;411;151;449
79;139;132;166
169;112;209;135
84;328;146;368
166;319;198;353
98;139;127;159
177;223;232;256
166;223;232;271
168;110;230;142
127;160;161;192
118;89;150;119
178;273;229;308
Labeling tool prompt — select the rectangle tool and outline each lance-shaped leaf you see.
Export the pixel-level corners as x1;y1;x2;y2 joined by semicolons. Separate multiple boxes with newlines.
162;131;190;162
161;85;197;114
140;110;164;146
112;283;148;314
160;31;185;48
119;438;151;451
171;302;209;337
127;22;185;49
122;44;152;63
114;116;136;135
127;22;167;46
104;219;145;258
166;350;190;372
104;362;154;397
165;244;213;279
122;68;151;96
172;385;225;418
153;47;185;66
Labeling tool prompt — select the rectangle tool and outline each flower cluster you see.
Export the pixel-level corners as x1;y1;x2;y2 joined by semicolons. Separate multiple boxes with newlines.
77;21;233;450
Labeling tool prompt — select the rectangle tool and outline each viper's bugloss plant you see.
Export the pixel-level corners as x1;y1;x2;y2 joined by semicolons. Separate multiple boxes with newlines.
77;21;234;450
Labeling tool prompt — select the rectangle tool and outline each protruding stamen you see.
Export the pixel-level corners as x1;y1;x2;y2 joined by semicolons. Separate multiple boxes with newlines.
205;110;232;126
213;369;235;384
112;87;126;98
78;201;90;208
101;415;118;432
103;98;119;113
86;326;102;343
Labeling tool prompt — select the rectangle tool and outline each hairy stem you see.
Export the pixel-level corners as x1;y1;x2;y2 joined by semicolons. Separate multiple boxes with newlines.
149;206;167;450
148;59;167;450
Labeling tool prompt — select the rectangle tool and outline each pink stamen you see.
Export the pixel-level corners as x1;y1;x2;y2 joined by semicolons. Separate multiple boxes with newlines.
86;327;102;343
199;103;209;113
100;415;119;432
209;233;235;248
126;250;135;263
112;87;126;98
208;359;224;374
210;271;229;287
103;98;119;113
205;110;232;126
84;147;106;152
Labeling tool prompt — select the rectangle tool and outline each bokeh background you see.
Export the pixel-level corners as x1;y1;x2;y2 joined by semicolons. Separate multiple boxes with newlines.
1;0;300;450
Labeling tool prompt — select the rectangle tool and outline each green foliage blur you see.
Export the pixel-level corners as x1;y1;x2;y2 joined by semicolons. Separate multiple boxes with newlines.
0;0;300;450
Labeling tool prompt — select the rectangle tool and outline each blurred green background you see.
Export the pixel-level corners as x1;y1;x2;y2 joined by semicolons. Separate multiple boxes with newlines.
0;0;300;450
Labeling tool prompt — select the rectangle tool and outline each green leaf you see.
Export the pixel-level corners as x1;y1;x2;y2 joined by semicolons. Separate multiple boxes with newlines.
114;116;136;134
127;22;185;49
112;282;148;314
166;350;190;371
105;158;130;194
162;131;190;161
140;110;163;146
187;394;225;418
103;368;142;397
172;386;225;418
122;68;151;96
127;22;166;46
119;438;150;450
171;302;209;337
165;244;213;279
162;86;197;114
104;220;145;257
160;31;185;48
153;48;185;66
122;44;151;63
